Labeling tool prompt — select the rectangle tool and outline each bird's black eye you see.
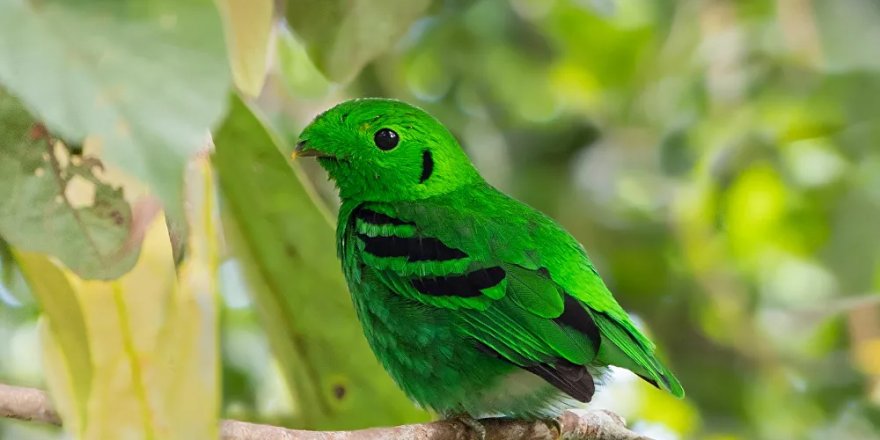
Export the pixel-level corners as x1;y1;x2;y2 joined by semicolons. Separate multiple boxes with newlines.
373;128;399;151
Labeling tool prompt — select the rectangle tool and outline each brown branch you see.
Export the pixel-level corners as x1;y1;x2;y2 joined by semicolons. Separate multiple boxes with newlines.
0;383;61;425
0;383;650;440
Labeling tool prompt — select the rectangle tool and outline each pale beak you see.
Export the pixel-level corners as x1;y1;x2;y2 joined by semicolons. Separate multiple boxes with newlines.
291;139;332;160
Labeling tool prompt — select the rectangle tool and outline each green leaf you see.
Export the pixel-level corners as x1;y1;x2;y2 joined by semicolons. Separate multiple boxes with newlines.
0;0;230;219
0;89;140;280
285;0;431;83
216;0;275;97
213;95;429;429
277;25;332;98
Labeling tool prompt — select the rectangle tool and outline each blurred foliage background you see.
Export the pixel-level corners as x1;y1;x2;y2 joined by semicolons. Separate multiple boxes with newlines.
1;0;880;439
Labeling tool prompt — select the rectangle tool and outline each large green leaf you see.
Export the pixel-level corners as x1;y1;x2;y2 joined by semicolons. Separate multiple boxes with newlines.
0;89;139;280
213;95;429;429
276;25;332;98
284;0;431;83
0;0;230;219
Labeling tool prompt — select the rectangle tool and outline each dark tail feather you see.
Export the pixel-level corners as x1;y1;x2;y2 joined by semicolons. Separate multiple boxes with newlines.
475;341;596;402
525;360;595;403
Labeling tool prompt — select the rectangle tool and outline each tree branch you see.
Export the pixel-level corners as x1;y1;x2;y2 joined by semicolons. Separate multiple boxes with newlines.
0;383;60;426
0;383;650;440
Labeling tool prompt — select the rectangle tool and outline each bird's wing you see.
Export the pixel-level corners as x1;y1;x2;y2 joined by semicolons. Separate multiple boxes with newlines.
347;185;683;399
345;202;603;402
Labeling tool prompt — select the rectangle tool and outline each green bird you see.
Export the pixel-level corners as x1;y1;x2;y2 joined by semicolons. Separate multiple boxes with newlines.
294;98;684;420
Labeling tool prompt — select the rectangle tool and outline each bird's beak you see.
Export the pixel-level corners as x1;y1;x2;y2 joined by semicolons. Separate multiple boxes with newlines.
291;140;310;160
291;139;331;160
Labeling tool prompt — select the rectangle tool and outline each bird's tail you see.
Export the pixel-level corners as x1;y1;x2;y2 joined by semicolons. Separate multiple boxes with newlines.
592;312;685;398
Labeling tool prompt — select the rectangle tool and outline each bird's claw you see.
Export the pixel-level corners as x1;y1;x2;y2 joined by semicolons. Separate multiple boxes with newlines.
544;417;563;439
449;414;487;440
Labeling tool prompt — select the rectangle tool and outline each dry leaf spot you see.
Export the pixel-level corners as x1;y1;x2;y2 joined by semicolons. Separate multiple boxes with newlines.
109;210;125;226
28;123;48;140
332;384;346;400
53;140;69;168
34;167;45;177
284;243;299;259
65;175;96;209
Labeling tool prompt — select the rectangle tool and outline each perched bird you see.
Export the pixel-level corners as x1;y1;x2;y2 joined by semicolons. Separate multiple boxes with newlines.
294;98;684;421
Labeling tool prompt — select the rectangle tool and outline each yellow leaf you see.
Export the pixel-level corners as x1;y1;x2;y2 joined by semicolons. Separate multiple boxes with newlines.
15;252;92;435
153;155;221;439
216;0;274;97
19;157;220;440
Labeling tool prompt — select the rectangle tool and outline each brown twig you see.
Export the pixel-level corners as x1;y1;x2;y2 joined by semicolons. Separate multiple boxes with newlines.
0;383;650;440
0;383;61;426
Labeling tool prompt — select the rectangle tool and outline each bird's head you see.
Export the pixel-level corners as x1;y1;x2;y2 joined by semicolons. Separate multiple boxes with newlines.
294;98;481;201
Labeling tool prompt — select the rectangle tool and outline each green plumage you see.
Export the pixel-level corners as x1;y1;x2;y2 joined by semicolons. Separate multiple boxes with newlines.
296;98;683;419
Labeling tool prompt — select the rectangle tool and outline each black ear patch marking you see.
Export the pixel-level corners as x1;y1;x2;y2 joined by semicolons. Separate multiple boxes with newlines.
420;150;434;183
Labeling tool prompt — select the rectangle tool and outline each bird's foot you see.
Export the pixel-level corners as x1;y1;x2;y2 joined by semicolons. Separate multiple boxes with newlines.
542;417;563;439
447;414;487;440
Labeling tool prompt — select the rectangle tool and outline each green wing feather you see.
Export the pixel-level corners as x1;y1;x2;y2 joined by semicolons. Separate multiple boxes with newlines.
347;184;683;399
369;261;593;365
